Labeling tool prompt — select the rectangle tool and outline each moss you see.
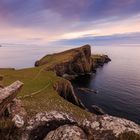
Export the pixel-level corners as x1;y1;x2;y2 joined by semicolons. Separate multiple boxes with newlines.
118;131;140;140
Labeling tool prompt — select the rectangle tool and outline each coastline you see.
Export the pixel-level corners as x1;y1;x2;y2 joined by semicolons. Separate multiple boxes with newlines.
0;44;140;140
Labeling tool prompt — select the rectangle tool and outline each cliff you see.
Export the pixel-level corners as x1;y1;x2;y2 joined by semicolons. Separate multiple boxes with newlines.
53;79;85;108
35;45;94;76
35;45;111;79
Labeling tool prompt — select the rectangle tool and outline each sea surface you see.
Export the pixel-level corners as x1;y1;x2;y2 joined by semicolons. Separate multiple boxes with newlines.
0;44;140;124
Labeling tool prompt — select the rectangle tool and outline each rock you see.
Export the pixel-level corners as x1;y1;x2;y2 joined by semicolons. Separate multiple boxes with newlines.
22;111;140;140
8;98;27;128
53;79;85;109
44;125;87;140
62;74;77;80
80;115;140;140
78;87;98;94
91;105;105;115
0;81;23;116
23;111;77;140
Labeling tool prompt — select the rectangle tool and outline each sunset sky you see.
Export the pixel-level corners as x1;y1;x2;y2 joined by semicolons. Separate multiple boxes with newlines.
0;0;140;45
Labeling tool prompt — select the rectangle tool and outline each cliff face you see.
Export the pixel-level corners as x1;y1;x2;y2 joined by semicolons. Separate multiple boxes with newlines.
53;79;85;109
35;45;95;76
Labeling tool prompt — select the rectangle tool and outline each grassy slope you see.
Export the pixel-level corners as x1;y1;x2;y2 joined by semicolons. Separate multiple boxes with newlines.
0;52;109;120
0;67;90;120
35;46;87;68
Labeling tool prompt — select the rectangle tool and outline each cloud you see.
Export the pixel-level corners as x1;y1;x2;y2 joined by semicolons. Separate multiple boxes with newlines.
50;32;140;46
0;0;140;44
1;0;140;27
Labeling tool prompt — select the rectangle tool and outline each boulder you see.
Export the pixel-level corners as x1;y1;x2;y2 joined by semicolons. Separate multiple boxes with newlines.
44;125;87;140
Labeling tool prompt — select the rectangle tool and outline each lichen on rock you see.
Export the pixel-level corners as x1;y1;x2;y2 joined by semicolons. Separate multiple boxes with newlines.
44;125;87;140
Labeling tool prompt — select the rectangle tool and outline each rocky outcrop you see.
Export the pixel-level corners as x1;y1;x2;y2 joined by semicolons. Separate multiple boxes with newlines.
21;111;140;140
53;79;85;109
35;45;111;80
22;111;77;140
92;54;111;68
0;81;23;116
80;115;140;140
35;45;96;77
78;87;98;94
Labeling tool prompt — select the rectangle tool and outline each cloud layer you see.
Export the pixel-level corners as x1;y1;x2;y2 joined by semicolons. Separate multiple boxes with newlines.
0;0;140;44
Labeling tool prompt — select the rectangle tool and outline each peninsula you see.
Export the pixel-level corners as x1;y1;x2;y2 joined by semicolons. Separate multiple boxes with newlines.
0;45;140;140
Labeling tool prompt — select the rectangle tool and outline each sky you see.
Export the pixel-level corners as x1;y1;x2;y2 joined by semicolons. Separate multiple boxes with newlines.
0;0;140;46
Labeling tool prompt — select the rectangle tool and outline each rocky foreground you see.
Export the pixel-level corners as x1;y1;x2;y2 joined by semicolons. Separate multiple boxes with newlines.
0;45;140;140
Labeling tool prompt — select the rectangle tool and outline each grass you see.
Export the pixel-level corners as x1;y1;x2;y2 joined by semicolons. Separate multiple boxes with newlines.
0;66;90;120
35;45;89;68
0;52;111;120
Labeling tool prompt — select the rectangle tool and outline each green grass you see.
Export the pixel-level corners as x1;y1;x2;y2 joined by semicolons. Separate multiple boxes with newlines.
0;52;109;120
35;46;88;68
0;66;90;120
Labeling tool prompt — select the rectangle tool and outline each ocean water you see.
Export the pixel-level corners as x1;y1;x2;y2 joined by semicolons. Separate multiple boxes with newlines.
0;44;140;124
73;45;140;124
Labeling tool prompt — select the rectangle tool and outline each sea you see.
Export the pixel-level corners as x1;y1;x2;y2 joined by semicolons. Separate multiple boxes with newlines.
0;44;140;124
